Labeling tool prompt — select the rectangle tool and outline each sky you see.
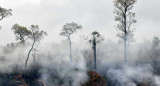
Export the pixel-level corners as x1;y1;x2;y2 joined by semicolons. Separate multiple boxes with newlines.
0;0;160;45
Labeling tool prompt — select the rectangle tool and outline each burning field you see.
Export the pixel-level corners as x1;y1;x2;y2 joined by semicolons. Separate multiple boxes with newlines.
1;62;160;86
1;39;160;86
0;0;160;86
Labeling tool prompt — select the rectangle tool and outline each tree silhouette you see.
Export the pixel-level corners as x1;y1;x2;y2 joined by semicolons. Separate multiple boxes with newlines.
151;37;160;74
25;25;47;67
0;6;12;29
114;0;137;63
89;31;104;71
11;24;31;44
60;22;82;61
0;6;12;21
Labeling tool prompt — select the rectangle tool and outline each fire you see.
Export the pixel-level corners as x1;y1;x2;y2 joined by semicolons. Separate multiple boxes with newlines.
15;74;27;86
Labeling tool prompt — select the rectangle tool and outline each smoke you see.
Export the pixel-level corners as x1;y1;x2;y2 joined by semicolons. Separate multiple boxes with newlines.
106;64;153;86
0;36;160;86
97;64;160;86
95;38;160;86
0;43;28;73
0;40;88;86
34;40;88;86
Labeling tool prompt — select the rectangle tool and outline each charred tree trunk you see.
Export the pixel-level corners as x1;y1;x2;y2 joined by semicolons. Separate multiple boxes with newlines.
124;35;127;63
33;51;35;64
68;36;72;61
93;41;97;71
124;6;127;64
25;41;35;67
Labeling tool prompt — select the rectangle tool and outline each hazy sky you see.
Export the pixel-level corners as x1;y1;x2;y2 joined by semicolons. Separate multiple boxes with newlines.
0;0;160;45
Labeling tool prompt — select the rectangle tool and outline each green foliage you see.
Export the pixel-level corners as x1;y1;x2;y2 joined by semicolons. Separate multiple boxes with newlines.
0;6;12;20
60;22;82;37
12;24;31;43
114;0;136;39
25;25;47;67
29;25;47;42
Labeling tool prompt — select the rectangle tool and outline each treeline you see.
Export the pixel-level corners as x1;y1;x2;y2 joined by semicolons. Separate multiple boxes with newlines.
0;0;160;72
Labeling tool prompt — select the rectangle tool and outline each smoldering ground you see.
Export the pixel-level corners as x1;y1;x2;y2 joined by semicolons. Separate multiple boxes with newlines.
38;41;88;86
0;38;160;86
0;41;88;86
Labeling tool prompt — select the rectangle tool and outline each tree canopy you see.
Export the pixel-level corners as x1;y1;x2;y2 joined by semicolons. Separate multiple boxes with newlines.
12;24;31;43
0;6;12;20
114;0;136;39
60;22;82;38
89;31;104;44
28;25;47;42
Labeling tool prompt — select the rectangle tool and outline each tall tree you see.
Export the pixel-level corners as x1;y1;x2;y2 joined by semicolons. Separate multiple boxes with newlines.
114;0;137;63
89;31;104;71
0;6;12;21
151;37;160;74
60;22;82;61
152;37;160;62
11;24;31;44
25;25;47;67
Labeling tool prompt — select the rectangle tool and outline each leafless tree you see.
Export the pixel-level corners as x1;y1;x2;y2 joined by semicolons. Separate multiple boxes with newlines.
60;22;82;61
114;0;137;63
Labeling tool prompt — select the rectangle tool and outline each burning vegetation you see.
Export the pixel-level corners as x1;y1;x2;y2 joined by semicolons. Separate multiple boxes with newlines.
1;0;160;86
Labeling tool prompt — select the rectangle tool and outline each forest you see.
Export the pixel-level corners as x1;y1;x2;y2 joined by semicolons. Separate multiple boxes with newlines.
0;0;160;86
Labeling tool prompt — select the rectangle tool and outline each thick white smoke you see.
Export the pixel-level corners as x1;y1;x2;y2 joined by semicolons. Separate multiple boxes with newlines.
0;37;160;86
